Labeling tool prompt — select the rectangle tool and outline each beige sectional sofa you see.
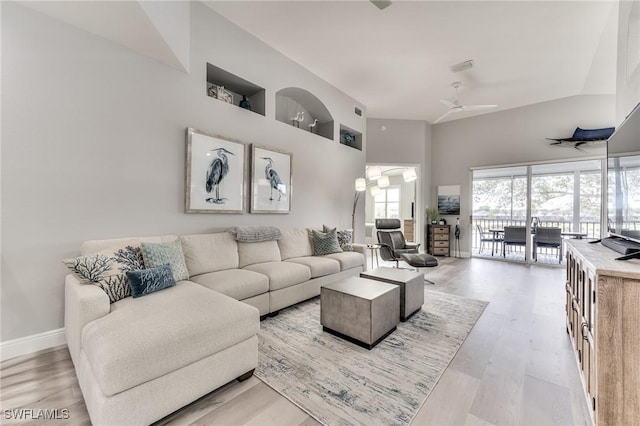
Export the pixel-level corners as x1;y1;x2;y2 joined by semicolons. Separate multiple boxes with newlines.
65;228;364;425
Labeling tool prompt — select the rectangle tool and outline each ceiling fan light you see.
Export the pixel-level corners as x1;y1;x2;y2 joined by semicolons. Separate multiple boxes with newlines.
377;175;390;188
402;168;417;183
366;166;382;181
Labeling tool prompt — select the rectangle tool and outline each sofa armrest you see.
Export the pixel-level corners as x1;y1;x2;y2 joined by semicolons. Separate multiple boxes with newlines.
350;243;366;256
64;274;110;365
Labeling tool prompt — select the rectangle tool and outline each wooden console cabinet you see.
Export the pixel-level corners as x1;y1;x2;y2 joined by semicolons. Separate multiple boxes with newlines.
427;224;450;256
565;239;640;425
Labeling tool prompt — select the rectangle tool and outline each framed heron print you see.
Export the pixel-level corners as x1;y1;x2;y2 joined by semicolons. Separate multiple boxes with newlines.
185;128;246;213
250;145;292;213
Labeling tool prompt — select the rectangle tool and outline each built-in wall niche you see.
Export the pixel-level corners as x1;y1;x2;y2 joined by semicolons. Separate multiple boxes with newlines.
275;87;333;140
206;63;265;116
339;124;363;151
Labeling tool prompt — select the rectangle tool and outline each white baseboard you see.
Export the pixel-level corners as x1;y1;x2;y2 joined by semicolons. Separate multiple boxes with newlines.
1;328;66;362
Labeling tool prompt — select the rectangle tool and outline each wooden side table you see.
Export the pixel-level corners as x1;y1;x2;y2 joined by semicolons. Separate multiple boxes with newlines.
427;224;451;256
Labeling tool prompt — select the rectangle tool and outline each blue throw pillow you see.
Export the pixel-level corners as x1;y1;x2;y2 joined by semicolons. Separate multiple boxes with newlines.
126;264;176;298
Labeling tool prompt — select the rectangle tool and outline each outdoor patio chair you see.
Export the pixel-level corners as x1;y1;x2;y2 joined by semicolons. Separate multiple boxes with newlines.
533;227;563;263
476;224;502;256
502;226;527;258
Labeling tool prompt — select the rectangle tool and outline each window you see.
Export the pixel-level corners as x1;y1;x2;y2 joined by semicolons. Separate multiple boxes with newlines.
374;187;400;219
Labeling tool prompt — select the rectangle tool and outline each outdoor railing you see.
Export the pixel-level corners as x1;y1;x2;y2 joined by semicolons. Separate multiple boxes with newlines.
471;218;602;254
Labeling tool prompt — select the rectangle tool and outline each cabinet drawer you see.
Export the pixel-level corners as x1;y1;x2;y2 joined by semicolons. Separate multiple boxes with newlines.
432;227;448;233
432;248;449;255
434;234;449;241
433;240;449;248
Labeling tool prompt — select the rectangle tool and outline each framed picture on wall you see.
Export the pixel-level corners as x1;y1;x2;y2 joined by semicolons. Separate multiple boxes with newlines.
185;127;246;213
250;145;292;213
438;185;461;215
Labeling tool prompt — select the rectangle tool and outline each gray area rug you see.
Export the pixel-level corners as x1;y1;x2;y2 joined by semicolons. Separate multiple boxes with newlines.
255;287;488;426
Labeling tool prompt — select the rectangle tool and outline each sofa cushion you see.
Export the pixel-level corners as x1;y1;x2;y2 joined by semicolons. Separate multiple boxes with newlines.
278;229;313;260
126;264;176;298
62;245;145;303
321;251;365;271
285;257;340;278
243;262;311;291
238;240;281;268
190;269;268;301
82;281;259;396
141;239;189;281
180;233;239;276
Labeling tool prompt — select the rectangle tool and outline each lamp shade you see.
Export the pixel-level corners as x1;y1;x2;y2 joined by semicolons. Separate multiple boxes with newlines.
370;185;382;197
355;178;366;192
402;168;417;183
366;166;382;181
377;175;390;188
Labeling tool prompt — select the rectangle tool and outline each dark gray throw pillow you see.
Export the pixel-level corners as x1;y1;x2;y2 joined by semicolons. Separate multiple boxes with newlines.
126;264;176;298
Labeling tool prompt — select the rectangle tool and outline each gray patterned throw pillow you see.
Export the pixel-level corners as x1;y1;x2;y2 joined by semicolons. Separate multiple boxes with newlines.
312;228;343;256
323;225;353;251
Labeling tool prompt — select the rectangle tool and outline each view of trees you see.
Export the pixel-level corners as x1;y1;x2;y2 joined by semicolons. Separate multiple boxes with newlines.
473;164;602;230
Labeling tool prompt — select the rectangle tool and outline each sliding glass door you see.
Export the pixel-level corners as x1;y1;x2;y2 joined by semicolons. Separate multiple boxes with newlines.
472;159;603;265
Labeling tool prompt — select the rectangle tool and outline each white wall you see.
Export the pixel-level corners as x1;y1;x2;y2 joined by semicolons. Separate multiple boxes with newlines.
366;119;431;245
1;2;365;342
431;94;615;255
616;0;640;123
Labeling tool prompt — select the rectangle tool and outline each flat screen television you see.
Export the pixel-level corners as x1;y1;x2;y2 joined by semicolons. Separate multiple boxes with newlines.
607;102;640;247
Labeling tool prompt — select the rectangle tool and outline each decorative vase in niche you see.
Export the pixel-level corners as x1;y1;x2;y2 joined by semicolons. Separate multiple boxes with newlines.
239;95;252;110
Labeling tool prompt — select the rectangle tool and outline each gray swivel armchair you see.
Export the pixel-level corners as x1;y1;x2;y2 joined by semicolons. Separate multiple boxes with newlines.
375;219;438;283
375;218;420;267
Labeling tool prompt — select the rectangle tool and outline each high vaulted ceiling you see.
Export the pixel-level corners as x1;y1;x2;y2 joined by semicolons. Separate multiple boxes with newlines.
206;0;619;123
21;1;620;124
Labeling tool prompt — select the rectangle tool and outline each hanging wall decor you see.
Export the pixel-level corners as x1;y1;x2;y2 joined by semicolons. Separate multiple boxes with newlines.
250;145;292;214
185;127;246;214
437;185;461;215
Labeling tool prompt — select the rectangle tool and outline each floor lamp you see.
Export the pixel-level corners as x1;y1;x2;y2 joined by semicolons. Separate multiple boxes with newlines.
352;178;366;242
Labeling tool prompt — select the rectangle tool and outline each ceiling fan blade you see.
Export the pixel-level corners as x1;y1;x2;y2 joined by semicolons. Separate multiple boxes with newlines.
433;109;455;124
440;99;457;109
460;104;498;111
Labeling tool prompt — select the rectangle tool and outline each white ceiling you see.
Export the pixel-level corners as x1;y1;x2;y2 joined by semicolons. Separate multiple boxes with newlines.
21;1;620;124
206;0;619;123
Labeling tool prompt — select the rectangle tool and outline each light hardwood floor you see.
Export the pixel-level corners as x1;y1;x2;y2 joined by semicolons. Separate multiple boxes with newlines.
0;258;592;425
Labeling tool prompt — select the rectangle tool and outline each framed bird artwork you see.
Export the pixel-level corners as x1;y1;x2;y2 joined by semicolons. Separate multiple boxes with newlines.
250;145;292;213
185;127;247;213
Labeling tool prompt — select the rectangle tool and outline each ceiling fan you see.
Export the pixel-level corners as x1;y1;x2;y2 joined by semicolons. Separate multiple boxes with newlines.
433;82;497;124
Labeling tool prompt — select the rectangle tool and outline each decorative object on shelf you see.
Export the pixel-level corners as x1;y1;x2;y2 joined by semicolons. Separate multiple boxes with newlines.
185;127;246;214
207;84;218;99
341;131;356;145
547;126;614;151
251;145;292;214
216;85;233;104
239;95;252;111
290;112;302;128
438;219;447;225
438;185;461;215
308;119;319;133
